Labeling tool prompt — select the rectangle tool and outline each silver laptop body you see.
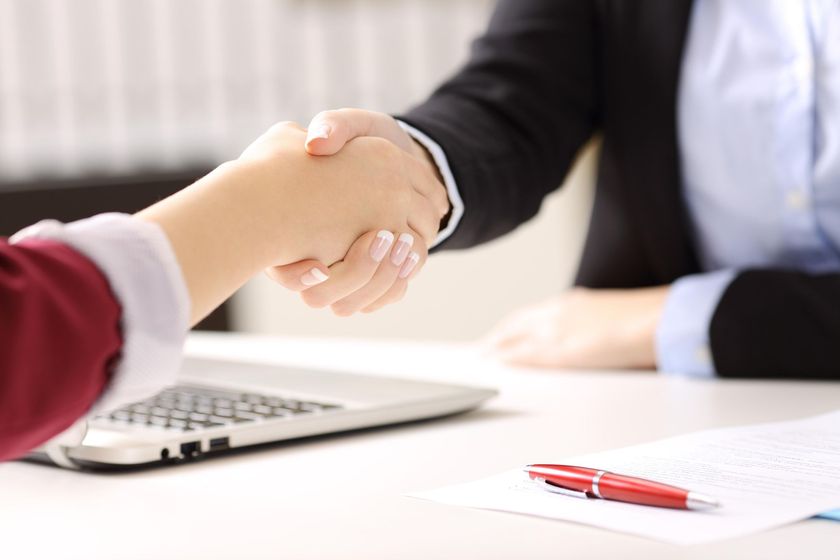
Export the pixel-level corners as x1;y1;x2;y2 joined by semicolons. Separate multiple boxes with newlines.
46;357;496;469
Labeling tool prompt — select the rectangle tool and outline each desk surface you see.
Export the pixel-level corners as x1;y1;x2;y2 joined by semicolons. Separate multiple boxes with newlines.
2;333;839;559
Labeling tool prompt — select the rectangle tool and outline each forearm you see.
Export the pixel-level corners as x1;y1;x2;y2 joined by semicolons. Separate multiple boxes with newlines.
137;160;300;325
398;0;598;249
711;270;840;379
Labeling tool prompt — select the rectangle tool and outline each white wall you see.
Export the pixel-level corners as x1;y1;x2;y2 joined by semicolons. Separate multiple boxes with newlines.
232;143;597;341
0;0;498;183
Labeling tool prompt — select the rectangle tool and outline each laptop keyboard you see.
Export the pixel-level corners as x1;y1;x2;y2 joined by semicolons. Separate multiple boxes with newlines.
97;385;344;432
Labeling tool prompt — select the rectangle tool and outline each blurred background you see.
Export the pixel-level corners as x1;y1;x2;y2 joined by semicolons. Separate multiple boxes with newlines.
0;0;595;341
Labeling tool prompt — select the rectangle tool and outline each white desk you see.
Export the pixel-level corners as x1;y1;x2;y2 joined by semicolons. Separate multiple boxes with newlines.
2;333;839;559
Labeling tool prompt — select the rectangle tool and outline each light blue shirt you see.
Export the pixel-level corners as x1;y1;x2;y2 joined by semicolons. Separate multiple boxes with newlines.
658;0;840;376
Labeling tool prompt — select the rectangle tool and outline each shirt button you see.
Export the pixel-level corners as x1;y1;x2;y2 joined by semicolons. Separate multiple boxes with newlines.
786;190;807;210
694;346;712;366
795;58;813;77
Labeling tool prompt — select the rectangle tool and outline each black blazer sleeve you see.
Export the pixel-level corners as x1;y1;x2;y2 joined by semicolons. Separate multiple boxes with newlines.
711;270;840;380
399;0;600;250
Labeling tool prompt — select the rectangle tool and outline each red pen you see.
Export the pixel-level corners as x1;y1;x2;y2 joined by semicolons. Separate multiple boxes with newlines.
525;464;721;511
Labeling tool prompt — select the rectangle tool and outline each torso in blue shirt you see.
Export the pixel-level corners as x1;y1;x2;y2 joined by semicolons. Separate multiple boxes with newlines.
679;0;840;272
655;0;840;376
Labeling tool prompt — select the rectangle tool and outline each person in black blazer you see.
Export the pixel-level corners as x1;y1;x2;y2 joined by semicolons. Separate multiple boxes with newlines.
272;0;840;380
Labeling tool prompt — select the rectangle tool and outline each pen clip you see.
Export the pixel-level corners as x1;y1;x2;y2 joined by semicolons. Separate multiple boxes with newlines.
532;477;590;500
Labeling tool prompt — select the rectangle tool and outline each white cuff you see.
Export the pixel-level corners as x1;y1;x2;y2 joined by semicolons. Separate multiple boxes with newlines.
398;120;465;248
11;213;190;415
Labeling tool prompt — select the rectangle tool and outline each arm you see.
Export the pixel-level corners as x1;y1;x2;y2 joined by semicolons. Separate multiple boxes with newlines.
711;271;840;379
398;0;600;249
0;240;121;461
484;268;840;381
1;122;442;459
659;268;840;380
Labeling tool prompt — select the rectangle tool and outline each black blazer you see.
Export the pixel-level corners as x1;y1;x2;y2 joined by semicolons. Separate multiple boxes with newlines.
400;0;840;380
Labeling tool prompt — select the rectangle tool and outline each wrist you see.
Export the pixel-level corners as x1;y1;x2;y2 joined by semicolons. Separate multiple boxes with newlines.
136;158;297;323
409;137;452;234
632;286;670;368
207;157;303;268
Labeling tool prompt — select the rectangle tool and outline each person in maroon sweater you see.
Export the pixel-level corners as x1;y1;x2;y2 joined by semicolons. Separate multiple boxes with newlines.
0;122;448;462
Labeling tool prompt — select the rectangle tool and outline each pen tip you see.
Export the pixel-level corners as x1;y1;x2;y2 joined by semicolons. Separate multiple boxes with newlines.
686;492;721;510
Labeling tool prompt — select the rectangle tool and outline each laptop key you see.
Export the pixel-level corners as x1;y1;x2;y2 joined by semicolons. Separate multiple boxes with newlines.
300;403;323;413
103;385;344;434
111;410;131;421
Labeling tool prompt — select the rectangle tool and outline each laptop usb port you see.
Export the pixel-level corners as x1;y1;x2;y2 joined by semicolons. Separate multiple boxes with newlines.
209;437;230;452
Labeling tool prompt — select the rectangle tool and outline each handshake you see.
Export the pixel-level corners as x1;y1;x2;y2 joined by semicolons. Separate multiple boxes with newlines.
139;109;450;324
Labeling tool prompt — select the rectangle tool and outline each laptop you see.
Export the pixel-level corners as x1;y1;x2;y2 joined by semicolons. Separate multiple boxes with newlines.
33;356;496;469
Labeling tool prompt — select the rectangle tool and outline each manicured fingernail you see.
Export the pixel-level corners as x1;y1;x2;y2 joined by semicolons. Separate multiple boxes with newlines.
391;233;415;266
369;230;395;262
301;267;328;286
306;124;331;144
399;251;420;278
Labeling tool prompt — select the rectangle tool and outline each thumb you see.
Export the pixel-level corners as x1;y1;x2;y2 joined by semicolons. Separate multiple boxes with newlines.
265;260;330;292
304;108;408;156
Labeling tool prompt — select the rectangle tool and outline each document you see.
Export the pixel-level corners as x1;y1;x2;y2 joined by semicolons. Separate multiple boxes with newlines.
409;411;840;545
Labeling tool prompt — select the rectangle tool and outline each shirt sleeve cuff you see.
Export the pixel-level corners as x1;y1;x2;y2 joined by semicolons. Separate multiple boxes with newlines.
11;213;190;415
655;269;737;378
397;120;465;248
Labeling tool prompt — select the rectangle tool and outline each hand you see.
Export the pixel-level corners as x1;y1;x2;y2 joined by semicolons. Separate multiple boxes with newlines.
268;109;450;315
265;228;426;315
238;121;445;267
138;121;444;324
485;286;670;370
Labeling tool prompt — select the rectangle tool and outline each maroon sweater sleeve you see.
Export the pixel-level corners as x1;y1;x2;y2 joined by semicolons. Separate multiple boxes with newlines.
0;238;122;461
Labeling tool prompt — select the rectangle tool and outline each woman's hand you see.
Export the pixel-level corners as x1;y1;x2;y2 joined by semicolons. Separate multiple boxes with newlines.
485;286;670;370
138;121;444;324
267;110;448;316
265;228;426;315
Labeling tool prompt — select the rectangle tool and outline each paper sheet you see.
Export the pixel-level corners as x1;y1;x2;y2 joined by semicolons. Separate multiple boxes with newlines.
409;411;840;545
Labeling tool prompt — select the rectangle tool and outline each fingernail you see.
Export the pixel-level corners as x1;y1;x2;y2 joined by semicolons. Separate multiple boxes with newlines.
391;233;415;266
301;267;328;286
399;251;420;279
306;124;331;144
369;230;395;262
